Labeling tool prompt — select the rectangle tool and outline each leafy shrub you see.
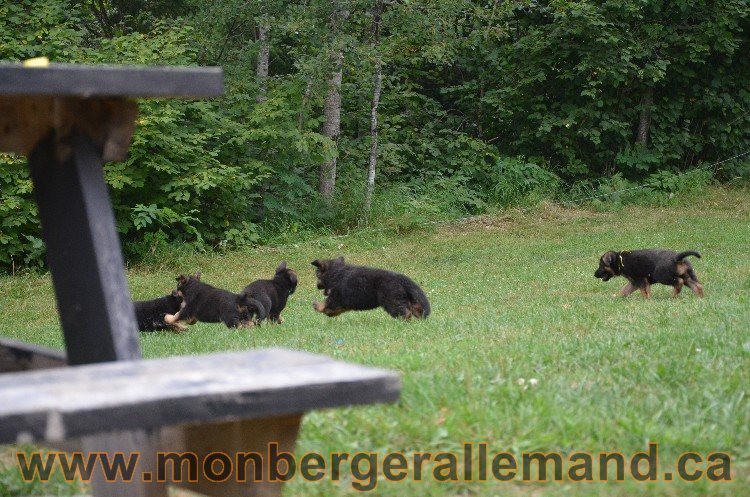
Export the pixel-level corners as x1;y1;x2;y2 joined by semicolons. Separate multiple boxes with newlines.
719;158;750;185
582;168;713;208
616;145;664;175
0;154;43;270
109;98;265;250
645;168;713;196
487;157;563;207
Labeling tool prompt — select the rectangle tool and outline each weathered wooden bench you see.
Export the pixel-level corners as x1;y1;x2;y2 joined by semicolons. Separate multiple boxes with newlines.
0;63;400;497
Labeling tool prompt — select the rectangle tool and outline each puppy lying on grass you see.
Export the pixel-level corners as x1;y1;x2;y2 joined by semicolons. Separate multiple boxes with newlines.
134;291;186;332
595;249;704;298
312;257;430;319
240;261;298;324
165;273;266;328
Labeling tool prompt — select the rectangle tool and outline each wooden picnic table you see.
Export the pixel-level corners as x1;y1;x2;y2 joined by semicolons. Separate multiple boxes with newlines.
0;63;400;497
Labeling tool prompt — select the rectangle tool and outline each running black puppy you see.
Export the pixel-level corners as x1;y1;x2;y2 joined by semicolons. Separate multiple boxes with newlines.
311;257;430;319
594;249;704;298
240;261;298;324
165;273;266;328
134;291;186;332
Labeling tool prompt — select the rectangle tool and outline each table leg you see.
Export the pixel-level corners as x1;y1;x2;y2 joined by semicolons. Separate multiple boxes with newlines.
28;131;140;365
81;429;168;497
165;415;303;497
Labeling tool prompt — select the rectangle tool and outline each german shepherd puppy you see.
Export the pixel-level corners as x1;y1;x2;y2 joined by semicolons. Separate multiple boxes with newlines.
240;261;298;324
311;257;430;319
165;273;266;328
134;291;186;332
595;249;704;298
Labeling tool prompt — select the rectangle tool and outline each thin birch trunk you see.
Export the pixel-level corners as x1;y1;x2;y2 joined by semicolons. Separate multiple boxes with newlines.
319;51;343;203
364;0;383;215
255;18;271;219
298;78;313;131
256;20;270;104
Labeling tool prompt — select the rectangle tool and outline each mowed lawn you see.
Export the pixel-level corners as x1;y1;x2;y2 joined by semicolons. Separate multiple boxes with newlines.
1;187;748;496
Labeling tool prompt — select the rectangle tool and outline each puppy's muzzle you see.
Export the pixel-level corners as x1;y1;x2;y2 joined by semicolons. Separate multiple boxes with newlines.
594;268;612;281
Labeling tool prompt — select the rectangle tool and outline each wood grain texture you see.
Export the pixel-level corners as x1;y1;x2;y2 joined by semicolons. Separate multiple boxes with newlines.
0;96;137;161
0;348;401;444
0;63;223;98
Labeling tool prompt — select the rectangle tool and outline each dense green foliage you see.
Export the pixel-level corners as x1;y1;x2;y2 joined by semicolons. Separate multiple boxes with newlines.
1;0;748;271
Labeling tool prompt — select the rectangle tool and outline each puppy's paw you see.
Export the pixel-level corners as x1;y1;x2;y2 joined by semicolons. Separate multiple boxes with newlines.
172;322;189;334
313;301;325;313
164;313;178;324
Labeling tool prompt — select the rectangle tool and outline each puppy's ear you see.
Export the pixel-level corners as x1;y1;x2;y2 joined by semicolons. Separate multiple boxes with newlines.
602;252;617;266
334;256;345;264
276;261;287;272
194;272;202;281
311;259;324;269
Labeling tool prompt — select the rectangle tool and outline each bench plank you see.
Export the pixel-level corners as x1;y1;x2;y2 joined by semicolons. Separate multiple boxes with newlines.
0;348;400;444
0;338;67;372
0;63;223;98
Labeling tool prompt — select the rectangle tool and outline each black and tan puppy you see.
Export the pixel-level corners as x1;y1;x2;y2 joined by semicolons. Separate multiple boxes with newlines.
312;257;430;319
240;261;298;324
595;249;704;298
165;273;266;328
134;291;186;332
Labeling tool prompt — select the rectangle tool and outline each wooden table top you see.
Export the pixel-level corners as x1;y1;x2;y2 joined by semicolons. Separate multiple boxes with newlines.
0;63;223;98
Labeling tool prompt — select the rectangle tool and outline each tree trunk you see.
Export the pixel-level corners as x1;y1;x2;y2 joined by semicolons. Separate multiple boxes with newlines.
364;0;383;216
254;18;271;220
318;51;343;203
477;80;484;138
636;86;654;147
298;78;313;131
88;0;114;38
364;58;382;215
256;20;270;104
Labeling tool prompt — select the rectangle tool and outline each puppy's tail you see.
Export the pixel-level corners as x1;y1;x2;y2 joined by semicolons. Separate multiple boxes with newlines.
676;250;701;261
239;294;268;322
405;280;431;319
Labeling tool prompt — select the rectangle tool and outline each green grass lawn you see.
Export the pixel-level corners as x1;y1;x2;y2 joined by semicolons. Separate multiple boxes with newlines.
1;187;749;496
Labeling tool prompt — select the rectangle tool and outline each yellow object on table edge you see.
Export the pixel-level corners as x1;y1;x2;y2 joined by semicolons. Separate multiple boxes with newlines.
23;57;50;67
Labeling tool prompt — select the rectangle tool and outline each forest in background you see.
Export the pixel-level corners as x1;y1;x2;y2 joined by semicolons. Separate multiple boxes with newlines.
1;0;749;271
